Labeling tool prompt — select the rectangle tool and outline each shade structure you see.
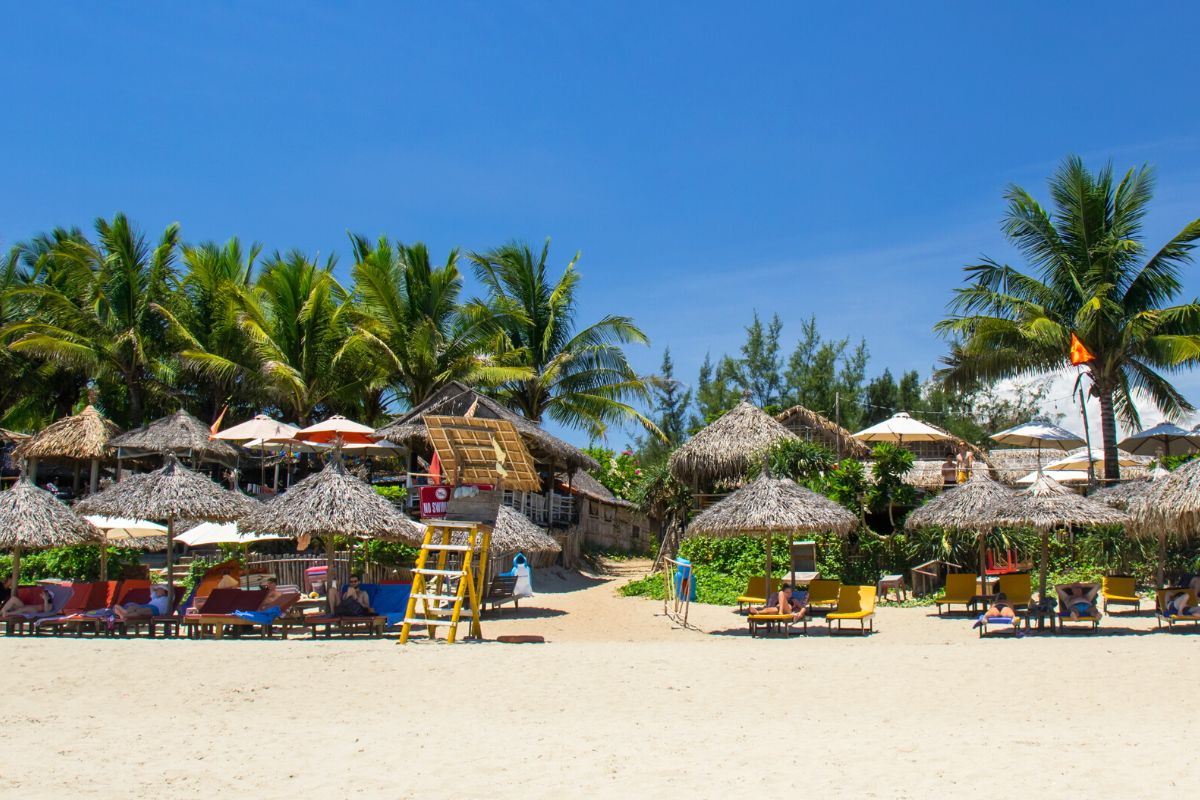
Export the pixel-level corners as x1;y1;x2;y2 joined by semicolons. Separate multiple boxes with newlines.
1118;422;1200;457
76;455;255;596
1015;469;1091;485
1091;480;1155;510
1044;448;1142;472
668;401;798;486
210;414;300;442
339;438;406;454
83;515;169;559
294;415;376;446
853;412;953;444
175;521;283;547
242;438;326;454
0;478;100;592
12;404;121;495
446;506;561;555
991;419;1086;471
239;458;423;612
1129;458;1200;586
685;473;856;597
990;473;1129;601
904;471;1015;591
109;409;239;463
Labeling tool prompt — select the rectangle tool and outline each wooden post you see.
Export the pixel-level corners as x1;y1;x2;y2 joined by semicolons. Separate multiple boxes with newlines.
977;532;986;596
89;458;100;495
10;545;20;592
326;535;339;615
26;457;38;486
99;533;108;582
1156;532;1167;589
1038;531;1049;603
165;517;176;603
72;463;81;495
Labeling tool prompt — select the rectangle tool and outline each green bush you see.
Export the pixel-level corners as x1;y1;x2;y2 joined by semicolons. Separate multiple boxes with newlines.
0;545;143;583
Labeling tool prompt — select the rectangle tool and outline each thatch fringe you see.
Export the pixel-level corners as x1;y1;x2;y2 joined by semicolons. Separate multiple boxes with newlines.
444;506;561;554
904;471;1014;532
0;479;101;549
76;455;254;521
669;401;797;486
686;473;856;538
1091;479;1154;511
109;409;239;462
1129;458;1200;540
991;473;1128;532
776;405;870;459
12;405;120;462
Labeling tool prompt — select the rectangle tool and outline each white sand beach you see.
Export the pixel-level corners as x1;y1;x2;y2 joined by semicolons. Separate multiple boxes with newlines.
5;568;1197;799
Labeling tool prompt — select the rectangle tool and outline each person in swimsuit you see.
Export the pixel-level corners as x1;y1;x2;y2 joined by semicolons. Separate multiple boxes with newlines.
113;586;170;621
983;592;1016;618
748;583;808;620
1165;591;1200;617
1058;583;1099;619
0;585;52;616
335;574;375;616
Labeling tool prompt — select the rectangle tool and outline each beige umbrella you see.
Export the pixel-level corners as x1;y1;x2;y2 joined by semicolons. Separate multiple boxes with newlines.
853;412;953;444
668;401;798;487
1045;448;1142;472
239;458;423;613
990;420;1086;471
904;471;1015;594
1129;458;1200;587
84;515;170;560
990;473;1129;602
0;477;101;592
687;472;857;605
210;414;300;442
12;404;121;496
76;455;255;599
1118;423;1200;458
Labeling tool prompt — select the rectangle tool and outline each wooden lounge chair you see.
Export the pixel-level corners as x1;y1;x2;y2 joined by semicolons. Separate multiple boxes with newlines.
29;583;110;636
44;581;150;637
1055;583;1101;632
805;579;841;611
976;612;1022;638
485;574;520;612
115;587;187;638
180;589;268;639
827;585;876;635
736;576;780;611
1101;576;1141;614
747;611;807;637
1;585;62;635
934;573;977;616
1155;588;1200;630
997;573;1032;610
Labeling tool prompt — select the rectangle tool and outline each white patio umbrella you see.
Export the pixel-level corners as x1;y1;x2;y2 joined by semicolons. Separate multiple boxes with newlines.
84;515;169;574
1118;423;1200;457
1015;469;1091;485
176;521;283;547
210;414;300;442
853;412;952;444
1045;449;1142;472
339;438;405;454
990;420;1086;470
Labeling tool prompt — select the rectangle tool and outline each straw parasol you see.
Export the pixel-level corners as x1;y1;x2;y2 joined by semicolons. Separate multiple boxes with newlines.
0;477;100;591
76;454;255;596
1118;422;1200;457
990;473;1129;601
904;471;1015;592
12;404;121;494
686;472;857;595
109;409;239;463
239;458;424;612
1129;458;1200;586
448;506;561;555
669;401;798;487
1091;479;1155;511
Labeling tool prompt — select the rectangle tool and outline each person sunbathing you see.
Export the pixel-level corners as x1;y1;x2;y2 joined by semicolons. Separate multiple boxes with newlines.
258;576;286;609
1165;591;1200;617
113;586;170;621
0;585;52;616
1059;583;1099;620
983;592;1016;619
748;583;808;620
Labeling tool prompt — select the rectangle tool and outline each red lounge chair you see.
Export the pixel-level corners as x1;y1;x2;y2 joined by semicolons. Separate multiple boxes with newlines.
180;589;268;638
52;581;154;636
2;585;64;635
116;587;185;638
30;582;110;636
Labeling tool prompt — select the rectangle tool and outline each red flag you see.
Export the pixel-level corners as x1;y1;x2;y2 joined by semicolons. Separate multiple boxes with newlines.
209;405;228;436
1069;333;1095;365
429;451;442;483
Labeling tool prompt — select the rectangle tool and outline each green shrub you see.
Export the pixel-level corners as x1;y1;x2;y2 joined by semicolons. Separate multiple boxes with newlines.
0;545;143;582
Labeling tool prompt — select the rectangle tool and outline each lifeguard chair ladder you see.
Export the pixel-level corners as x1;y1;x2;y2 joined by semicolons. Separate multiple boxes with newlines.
399;520;491;644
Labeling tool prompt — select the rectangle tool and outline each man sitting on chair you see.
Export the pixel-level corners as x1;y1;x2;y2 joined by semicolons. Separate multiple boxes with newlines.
748;583;808;620
335;574;375;617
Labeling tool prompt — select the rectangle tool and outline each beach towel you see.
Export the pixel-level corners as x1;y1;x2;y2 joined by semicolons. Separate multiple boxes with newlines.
364;583;412;628
973;615;1014;629
231;606;283;626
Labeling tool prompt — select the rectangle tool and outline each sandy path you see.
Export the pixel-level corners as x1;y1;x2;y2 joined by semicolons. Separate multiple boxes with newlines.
4;568;1196;798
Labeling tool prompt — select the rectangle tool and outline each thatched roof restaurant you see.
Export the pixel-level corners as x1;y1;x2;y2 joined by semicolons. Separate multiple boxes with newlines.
376;381;598;472
12;404;120;462
669;401;797;487
687;473;856;537
776;404;871;459
109;409;239;463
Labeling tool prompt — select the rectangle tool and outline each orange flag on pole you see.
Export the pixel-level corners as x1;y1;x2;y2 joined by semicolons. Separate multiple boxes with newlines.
1069;333;1095;365
209;404;228;436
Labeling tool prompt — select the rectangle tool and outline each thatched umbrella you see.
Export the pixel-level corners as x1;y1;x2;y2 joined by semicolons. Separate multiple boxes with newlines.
904;471;1015;593
76;455;255;597
687;472;857;594
451;505;561;554
1129;458;1200;586
0;477;101;591
990;473;1129;601
109;409;239;464
239;458;423;612
669;401;798;487
12;404;121;495
1091;479;1155;511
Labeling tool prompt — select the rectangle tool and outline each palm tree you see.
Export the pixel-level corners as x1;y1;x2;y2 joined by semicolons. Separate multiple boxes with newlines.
153;237;263;420
936;156;1200;482
236;250;356;425
468;239;661;441
2;214;179;425
338;235;524;410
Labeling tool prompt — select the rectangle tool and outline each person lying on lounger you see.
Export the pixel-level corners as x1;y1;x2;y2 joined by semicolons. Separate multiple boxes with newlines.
1058;583;1099;620
983;592;1016;619
113;586;170;621
1165;591;1200;617
335;574;375;616
748;583;808;620
0;585;52;616
258;576;286;608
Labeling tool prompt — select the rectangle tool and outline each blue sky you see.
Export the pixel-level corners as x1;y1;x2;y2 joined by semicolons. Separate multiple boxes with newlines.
4;3;1200;445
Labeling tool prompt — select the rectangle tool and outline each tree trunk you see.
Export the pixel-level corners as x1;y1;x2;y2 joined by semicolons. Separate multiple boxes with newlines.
1094;378;1120;484
127;377;144;426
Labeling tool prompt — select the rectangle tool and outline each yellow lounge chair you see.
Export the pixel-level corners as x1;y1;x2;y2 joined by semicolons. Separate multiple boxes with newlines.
1055;583;1101;632
934;573;977;616
1156;588;1200;629
1101;576;1140;614
736;576;780;612
806;579;841;610
827;585;876;635
997;573;1032;610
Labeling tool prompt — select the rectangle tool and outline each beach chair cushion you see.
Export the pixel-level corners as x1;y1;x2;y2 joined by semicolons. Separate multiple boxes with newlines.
997;573;1032;606
828;586;876;620
1102;576;1138;602
938;574;977;604
364;583;412;628
806;579;841;607
192;588;264;616
737;576;780;606
16;586;45;606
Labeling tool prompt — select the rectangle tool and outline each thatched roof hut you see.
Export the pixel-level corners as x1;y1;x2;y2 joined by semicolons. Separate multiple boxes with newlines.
557;468;636;509
109;409;239;462
76;455;254;522
376;381;598;472
904;471;1014;533
0;478;101;550
669;401;797;487
448;505;561;554
686;473;856;537
240;458;424;543
775;405;870;459
12;405;120;462
992;473;1128;533
1091;479;1155;511
1129;459;1200;541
